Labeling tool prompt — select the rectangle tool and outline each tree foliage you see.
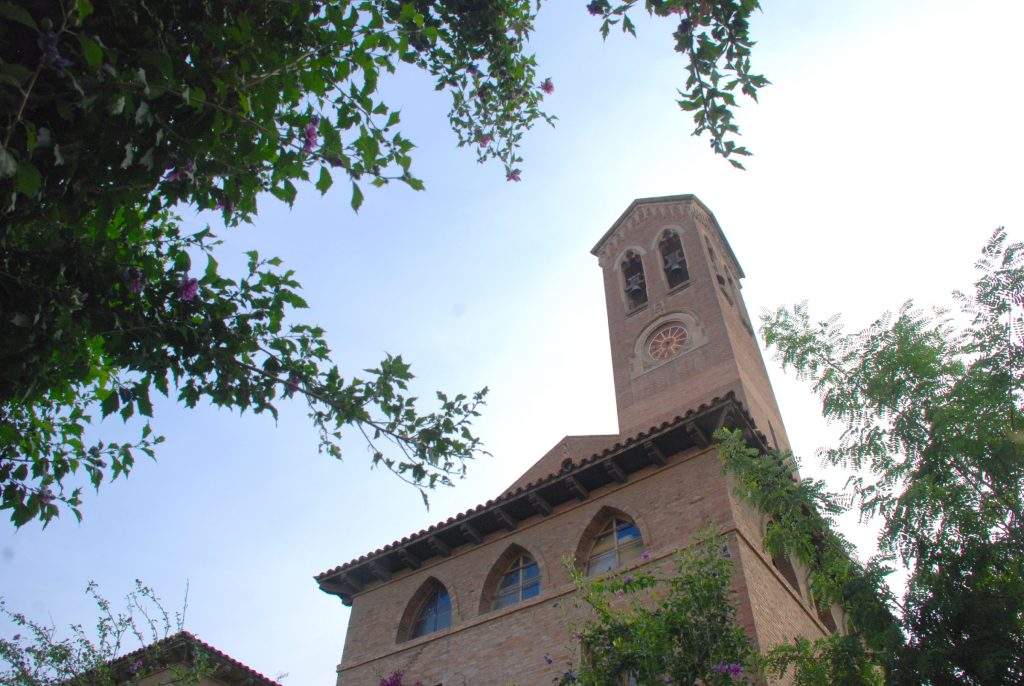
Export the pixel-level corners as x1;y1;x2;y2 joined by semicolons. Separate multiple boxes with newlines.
588;0;766;168
0;580;210;686
756;228;1024;684
561;527;757;686
715;429;901;684
0;0;768;527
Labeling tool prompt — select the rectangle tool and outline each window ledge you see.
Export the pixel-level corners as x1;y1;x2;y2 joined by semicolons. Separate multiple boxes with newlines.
625;303;649;318
666;280;692;296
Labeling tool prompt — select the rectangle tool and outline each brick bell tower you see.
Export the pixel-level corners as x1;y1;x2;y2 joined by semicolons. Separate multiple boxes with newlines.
592;194;790;452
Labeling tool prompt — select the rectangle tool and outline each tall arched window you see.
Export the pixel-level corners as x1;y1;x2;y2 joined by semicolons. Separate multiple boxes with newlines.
772;551;801;593
411;586;451;638
817;604;839;633
492;553;541;610
586;516;644;575
658;230;689;288
621;251;647;310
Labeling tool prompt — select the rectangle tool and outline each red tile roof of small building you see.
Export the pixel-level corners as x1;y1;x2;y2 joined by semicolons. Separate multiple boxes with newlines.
108;631;281;686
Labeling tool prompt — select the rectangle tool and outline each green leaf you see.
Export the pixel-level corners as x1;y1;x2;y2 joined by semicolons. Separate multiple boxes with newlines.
0;2;37;30
74;0;94;20
203;254;219;283
173;251;191;271
78;35;103;69
350;181;363;211
101;391;120;418
14;161;41;196
136;388;153;418
316;166;333;194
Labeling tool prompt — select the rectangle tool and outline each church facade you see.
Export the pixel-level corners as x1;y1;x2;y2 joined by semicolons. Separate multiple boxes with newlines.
316;195;837;685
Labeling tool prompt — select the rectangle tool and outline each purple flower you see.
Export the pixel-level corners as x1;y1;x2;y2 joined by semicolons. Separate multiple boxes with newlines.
540;78;554;95
38;31;73;70
506;169;521;182
623;575;634;584
12;634;20;641
477;133;493;147
544;654;554;665
177;276;199;302
165;160;195;183
712;662;743;677
38;488;55;507
129;659;144;674
379;671;404;686
125;268;144;295
215;197;234;216
302;116;320;154
641;550;652;562
586;1;607;16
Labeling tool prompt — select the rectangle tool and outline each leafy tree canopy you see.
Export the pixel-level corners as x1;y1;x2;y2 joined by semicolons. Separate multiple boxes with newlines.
756;228;1023;684
561;527;757;686
0;0;766;526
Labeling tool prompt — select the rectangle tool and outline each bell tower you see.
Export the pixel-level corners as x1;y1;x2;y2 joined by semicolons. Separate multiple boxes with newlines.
592;194;790;450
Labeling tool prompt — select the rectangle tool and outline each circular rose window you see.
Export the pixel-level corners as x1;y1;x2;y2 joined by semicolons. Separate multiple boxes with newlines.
647;324;688;361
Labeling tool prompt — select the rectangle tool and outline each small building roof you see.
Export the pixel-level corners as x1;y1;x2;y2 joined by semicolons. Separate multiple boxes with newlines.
102;631;281;686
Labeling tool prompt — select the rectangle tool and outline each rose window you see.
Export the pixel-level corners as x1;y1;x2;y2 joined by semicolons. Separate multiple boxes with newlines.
647;324;688;361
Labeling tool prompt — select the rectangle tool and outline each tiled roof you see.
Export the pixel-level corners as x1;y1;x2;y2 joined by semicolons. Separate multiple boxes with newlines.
315;392;767;604
108;630;281;686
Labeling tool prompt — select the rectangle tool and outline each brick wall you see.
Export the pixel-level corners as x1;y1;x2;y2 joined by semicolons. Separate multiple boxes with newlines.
337;445;826;685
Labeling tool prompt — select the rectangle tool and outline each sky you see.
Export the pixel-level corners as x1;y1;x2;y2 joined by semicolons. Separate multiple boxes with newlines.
3;1;1024;684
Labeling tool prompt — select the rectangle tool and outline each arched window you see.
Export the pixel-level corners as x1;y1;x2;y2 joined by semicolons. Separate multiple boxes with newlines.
492;553;541;610
818;605;839;633
621;251;647;310
658;230;689;288
411;586;451;638
586;516;644;575
772;551;801;594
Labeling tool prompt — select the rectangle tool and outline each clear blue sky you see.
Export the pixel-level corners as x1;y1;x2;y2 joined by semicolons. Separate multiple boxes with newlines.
3;2;1023;683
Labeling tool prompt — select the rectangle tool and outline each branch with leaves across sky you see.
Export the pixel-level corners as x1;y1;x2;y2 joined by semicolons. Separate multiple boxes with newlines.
587;0;767;168
0;580;210;686
753;229;1024;684
0;0;772;527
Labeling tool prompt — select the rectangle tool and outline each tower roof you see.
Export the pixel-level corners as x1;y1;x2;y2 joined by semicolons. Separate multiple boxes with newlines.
590;194;745;278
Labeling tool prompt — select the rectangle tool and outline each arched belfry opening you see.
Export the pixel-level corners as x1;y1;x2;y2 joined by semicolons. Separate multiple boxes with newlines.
658;230;689;288
621;251;647;310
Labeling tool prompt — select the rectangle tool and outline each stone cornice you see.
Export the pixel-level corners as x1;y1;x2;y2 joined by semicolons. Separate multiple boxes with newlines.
591;194;745;278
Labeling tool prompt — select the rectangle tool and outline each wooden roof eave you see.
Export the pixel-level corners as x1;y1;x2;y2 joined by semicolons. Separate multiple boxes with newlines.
315;394;768;601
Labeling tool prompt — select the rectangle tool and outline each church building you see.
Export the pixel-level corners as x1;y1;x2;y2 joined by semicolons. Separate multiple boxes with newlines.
315;195;837;685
